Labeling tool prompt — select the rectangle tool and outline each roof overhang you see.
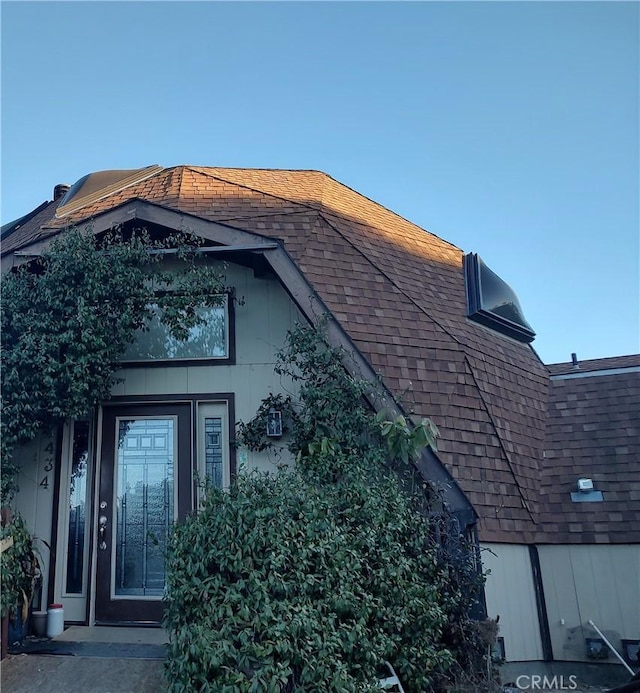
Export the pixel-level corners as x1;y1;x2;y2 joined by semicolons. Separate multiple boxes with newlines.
2;198;476;525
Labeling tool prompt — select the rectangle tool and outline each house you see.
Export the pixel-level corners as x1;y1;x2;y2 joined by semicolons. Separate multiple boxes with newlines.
539;357;639;670
1;166;638;679
482;353;639;681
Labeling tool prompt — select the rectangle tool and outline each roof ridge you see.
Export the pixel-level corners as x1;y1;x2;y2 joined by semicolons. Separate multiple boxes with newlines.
546;354;640;376
463;352;538;525
175;165;185;201
185;165;325;174
318;171;462;253
184;165;461;253
1;200;52;239
181;166;323;214
548;354;640;367
317;211;460;346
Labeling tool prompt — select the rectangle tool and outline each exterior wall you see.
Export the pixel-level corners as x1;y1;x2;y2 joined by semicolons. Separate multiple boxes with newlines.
12;260;304;624
110;261;304;473
538;544;640;662
481;542;544;662
11;434;57;616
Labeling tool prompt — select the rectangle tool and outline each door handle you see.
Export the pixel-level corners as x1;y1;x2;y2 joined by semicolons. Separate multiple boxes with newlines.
99;515;108;550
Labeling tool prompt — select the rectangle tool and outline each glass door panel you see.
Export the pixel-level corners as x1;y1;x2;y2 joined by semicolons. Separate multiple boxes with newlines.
114;418;175;598
204;417;223;489
95;404;191;625
66;421;90;595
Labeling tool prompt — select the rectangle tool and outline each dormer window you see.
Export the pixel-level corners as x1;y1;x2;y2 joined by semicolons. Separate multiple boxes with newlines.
464;253;535;343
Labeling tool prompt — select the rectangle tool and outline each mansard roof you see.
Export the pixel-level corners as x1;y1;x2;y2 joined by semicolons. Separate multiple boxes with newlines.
2;165;552;542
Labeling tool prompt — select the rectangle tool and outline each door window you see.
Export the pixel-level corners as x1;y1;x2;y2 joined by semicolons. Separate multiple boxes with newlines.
65;421;90;595
113;418;176;598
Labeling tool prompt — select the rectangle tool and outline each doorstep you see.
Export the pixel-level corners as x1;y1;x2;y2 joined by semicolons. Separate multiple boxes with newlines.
7;626;168;660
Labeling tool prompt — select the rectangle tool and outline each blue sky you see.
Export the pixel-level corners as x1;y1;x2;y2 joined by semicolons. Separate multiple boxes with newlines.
2;1;638;364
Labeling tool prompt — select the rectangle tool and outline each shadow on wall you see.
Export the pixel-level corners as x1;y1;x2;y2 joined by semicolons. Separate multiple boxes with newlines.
563;622;622;663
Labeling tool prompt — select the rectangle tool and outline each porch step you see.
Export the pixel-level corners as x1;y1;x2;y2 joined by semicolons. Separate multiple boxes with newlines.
55;625;168;646
8;638;166;660
8;627;168;660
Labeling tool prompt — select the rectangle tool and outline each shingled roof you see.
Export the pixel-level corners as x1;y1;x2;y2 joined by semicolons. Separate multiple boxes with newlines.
539;355;640;544
547;354;639;376
2;165;552;543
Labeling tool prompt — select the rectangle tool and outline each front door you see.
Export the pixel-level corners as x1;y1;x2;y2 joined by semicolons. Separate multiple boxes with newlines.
95;404;192;624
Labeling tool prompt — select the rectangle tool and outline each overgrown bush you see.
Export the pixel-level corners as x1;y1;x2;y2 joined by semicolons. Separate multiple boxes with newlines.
165;325;492;692
165;469;453;691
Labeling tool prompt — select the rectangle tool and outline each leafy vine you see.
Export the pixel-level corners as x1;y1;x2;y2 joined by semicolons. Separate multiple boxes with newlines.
1;226;225;502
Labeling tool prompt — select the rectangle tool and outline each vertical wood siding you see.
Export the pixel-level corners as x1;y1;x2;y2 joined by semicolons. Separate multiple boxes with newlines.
13;435;56;614
481;542;544;661
538;544;640;662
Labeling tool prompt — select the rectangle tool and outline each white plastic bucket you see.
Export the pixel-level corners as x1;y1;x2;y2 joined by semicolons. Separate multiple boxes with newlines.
46;603;64;638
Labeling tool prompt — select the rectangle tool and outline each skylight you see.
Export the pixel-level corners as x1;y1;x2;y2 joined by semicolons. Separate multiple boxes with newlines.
55;165;163;218
464;253;535;343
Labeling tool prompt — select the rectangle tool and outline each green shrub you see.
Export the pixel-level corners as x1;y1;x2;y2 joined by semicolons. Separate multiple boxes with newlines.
165;324;490;691
164;468;453;692
1;513;42;619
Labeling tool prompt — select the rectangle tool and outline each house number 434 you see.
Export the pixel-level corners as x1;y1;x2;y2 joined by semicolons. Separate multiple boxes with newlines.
40;440;54;489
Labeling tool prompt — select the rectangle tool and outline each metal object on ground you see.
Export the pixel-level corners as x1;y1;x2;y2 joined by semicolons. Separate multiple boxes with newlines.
379;661;406;692
588;619;635;676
